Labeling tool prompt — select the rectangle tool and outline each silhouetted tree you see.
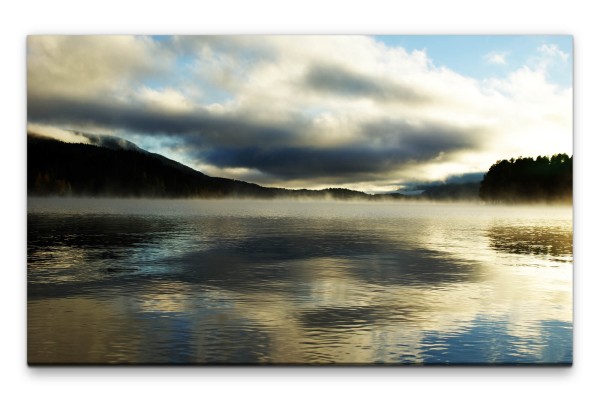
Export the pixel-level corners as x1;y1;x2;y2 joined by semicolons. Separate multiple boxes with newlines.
479;154;572;203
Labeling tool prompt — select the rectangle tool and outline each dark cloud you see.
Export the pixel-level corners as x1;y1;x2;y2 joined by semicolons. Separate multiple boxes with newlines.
201;122;478;180
358;120;478;156
203;146;391;179
304;64;426;102
29;93;482;183
27;96;305;148
25;36;491;189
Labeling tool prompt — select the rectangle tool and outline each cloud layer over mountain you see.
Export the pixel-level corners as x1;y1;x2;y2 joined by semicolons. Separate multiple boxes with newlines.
27;35;572;192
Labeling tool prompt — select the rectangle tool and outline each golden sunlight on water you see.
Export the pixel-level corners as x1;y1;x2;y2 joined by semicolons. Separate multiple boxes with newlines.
27;199;572;364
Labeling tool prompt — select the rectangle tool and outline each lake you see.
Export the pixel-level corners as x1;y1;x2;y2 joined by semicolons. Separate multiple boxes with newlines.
27;198;573;365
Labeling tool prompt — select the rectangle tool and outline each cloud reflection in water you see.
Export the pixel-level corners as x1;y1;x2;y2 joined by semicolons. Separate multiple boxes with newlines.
27;199;572;364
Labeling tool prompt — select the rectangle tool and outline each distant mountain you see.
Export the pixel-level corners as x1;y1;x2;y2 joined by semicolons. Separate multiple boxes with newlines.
27;133;405;201
417;182;481;201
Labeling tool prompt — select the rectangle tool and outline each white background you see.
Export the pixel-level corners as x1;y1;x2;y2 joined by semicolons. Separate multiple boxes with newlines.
2;1;597;400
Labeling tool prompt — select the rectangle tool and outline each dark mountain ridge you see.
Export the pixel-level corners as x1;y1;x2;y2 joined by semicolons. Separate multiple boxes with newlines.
27;133;405;201
417;182;481;201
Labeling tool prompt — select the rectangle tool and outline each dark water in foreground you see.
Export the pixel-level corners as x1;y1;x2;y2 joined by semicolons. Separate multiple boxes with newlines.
27;198;572;364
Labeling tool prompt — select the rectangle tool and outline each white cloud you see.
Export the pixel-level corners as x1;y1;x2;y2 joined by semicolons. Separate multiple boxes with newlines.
531;43;571;76
538;43;569;62
27;36;166;101
135;87;195;113
27;123;91;145
484;51;509;65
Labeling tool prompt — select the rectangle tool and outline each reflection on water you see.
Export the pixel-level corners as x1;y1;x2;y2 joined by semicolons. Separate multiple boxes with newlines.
27;198;572;364
488;225;572;260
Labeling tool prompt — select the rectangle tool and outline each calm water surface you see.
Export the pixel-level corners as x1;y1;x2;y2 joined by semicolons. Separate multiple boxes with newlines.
27;198;572;364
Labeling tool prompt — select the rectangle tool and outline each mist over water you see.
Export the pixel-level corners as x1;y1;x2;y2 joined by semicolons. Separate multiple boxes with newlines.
27;198;572;364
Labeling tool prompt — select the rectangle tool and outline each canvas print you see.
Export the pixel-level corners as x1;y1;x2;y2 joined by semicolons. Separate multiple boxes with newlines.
27;35;573;365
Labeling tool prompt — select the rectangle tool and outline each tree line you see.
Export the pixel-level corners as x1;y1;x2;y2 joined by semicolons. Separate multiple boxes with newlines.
479;154;572;203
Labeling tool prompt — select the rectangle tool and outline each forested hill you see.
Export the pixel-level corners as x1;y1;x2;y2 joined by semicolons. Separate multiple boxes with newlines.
479;154;572;203
27;134;404;200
